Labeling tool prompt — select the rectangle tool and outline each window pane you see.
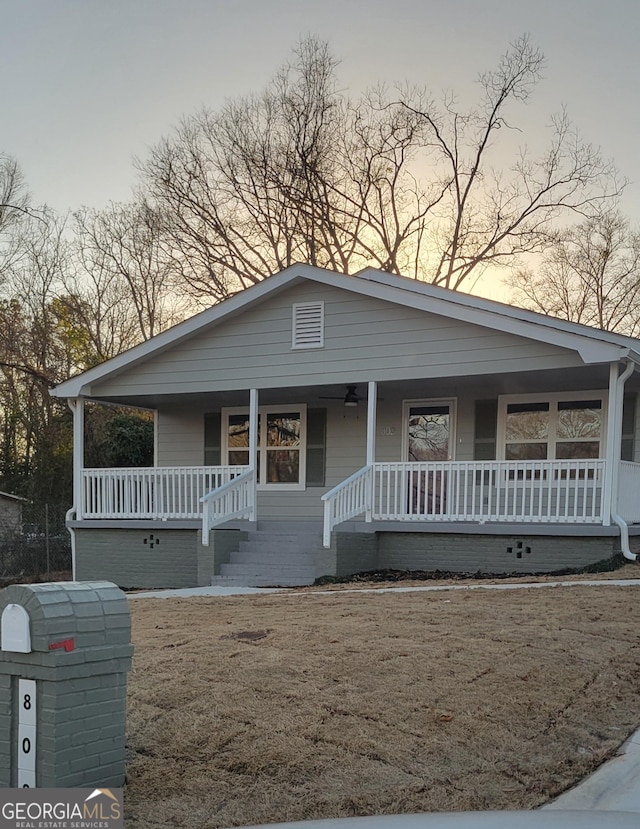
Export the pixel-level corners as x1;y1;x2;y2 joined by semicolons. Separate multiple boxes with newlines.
410;405;450;416
408;408;450;461
556;441;600;459
267;450;299;483
229;450;249;466
228;414;250;448
506;403;549;441
505;442;548;460
267;413;300;447
557;401;602;439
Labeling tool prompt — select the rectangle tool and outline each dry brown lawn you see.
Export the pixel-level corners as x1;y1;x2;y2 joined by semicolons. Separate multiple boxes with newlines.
124;581;640;828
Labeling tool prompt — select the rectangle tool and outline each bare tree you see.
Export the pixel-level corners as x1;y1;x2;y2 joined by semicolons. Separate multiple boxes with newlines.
509;209;640;335
0;208;75;497
1;209;74;381
0;154;29;229
139;37;439;300
139;36;620;301
396;35;621;289
72;200;188;354
0;154;31;280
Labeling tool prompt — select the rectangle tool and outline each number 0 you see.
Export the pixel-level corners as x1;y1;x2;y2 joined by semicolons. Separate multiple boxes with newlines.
22;737;31;754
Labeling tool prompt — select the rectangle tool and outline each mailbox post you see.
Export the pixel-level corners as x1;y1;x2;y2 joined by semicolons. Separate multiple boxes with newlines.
0;581;133;788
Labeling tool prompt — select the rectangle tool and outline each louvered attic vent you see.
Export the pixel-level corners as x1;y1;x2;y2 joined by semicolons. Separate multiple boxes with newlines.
292;301;324;349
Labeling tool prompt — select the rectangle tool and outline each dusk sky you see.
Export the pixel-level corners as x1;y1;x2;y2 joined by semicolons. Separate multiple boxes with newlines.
2;0;640;225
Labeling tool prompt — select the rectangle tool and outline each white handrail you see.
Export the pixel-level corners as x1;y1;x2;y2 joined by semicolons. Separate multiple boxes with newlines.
200;468;256;546
321;465;372;547
372;459;605;523
322;459;606;547
81;466;246;519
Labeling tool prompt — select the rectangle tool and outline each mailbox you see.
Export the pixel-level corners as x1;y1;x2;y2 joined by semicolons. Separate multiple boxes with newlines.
0;581;133;788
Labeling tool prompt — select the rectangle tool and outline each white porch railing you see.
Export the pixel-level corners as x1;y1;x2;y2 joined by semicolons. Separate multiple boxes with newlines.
322;459;607;546
201;468;256;545
618;461;640;523
322;465;373;548
81;466;246;519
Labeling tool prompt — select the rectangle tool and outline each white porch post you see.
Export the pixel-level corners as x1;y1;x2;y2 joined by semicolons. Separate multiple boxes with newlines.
249;388;258;522
66;397;85;582
69;398;85;520
602;362;620;527
365;381;377;522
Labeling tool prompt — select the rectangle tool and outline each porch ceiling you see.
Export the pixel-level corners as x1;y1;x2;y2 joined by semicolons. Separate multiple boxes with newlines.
82;364;622;410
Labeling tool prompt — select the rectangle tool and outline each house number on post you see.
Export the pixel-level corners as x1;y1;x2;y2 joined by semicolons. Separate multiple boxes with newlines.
17;678;36;787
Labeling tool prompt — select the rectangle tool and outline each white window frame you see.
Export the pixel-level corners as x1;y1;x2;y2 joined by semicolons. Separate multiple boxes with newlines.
402;399;458;462
497;391;608;461
292;302;324;349
222;404;307;491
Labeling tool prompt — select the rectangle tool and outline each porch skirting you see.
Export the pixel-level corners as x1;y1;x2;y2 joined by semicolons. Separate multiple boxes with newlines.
73;527;241;589
72;524;627;589
372;532;620;576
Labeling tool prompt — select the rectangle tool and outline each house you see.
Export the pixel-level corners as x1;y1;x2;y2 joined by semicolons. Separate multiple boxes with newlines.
0;491;28;538
51;264;640;588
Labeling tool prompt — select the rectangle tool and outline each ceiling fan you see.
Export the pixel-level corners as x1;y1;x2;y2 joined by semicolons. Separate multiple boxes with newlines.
319;385;379;407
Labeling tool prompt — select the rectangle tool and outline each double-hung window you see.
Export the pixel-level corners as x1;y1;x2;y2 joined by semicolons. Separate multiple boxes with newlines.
222;405;307;490
498;392;606;461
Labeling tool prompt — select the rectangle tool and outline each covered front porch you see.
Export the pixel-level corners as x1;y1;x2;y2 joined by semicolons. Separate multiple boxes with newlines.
76;456;640;537
69;364;640;557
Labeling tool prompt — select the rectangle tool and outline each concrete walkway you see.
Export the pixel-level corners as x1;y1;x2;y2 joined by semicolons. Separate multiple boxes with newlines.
543;726;640;812
128;577;640;813
129;578;640;599
130;584;284;598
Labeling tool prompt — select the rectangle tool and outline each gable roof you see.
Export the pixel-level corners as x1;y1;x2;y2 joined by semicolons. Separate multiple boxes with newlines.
51;263;640;399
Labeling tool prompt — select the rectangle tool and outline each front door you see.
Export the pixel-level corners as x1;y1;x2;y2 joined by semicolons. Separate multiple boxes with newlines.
403;400;456;515
404;400;456;462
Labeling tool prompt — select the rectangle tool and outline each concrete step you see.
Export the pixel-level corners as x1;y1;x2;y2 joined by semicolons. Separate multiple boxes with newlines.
220;562;316;579
211;575;313;587
240;541;316;555
243;534;322;552
213;522;322;587
229;550;315;565
256;521;323;534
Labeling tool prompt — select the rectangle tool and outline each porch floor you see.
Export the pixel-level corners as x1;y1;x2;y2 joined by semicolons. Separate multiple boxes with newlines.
68;518;640;536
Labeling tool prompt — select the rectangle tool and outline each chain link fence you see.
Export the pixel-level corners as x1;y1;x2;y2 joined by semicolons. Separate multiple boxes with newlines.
0;502;72;582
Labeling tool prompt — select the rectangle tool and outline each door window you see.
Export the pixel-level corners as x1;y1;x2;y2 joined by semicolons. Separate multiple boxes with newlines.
404;400;456;461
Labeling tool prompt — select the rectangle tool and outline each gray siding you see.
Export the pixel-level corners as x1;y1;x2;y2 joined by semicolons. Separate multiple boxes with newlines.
332;532;378;577
254;400;365;520
151;389;489;521
151;400;368;522
200;529;246;580
75;529;200;588
376;533;617;574
153;383;617;520
73;524;620;588
157;406;204;466
90;282;584;398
